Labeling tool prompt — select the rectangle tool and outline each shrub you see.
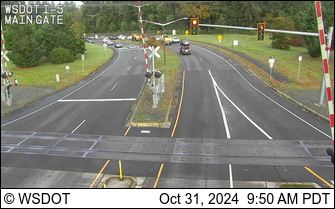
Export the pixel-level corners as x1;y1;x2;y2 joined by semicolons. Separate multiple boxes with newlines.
290;35;306;47
49;47;74;64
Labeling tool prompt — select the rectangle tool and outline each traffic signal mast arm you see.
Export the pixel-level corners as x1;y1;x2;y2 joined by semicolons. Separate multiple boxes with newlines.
199;23;324;37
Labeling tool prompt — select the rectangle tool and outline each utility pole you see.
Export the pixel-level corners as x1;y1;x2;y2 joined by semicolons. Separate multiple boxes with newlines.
141;17;188;65
86;14;100;35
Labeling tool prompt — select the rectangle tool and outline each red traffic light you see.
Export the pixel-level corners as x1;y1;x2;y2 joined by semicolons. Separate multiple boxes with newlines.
192;20;198;25
260;25;264;30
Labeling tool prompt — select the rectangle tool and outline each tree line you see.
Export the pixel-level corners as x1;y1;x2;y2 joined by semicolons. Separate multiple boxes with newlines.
1;1;334;67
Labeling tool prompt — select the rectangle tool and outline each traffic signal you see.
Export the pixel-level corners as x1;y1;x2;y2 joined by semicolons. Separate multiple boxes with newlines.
154;71;162;78
145;71;153;79
190;18;199;36
326;147;334;164
257;23;265;41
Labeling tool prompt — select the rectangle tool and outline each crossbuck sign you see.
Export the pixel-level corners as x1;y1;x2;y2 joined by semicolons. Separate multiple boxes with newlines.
148;46;161;58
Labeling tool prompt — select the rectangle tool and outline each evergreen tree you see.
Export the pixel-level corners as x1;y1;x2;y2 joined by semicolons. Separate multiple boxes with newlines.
4;23;43;68
40;13;85;59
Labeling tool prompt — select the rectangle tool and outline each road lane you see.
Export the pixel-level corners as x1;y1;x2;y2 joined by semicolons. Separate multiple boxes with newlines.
168;43;331;141
1;44;146;136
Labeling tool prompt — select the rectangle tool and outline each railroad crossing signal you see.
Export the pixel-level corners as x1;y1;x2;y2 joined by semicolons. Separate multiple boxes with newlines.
257;23;265;41
190;18;199;36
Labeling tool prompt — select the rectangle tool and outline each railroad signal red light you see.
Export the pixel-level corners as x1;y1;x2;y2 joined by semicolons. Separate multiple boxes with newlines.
145;71;153;79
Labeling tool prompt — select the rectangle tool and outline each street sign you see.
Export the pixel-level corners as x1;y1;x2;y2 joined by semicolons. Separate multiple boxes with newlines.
218;35;222;40
148;46;161;58
185;30;189;35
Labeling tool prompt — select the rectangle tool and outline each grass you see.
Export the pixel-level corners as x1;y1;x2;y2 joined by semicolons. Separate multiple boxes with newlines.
6;43;114;90
131;44;181;124
184;34;334;91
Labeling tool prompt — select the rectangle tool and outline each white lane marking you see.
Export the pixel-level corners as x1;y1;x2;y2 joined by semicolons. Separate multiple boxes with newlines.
2;52;122;127
127;66;132;71
135;57;137;60
58;98;136;102
208;70;231;139
229;164;234;188
209;70;273;139
199;57;202;62
194;45;331;139
111;82;118;91
141;130;151;133
71;119;86;133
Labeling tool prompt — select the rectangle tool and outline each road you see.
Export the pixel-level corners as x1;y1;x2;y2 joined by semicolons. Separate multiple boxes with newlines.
1;41;333;188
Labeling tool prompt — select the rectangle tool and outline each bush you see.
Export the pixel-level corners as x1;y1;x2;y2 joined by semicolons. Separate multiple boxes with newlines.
146;37;161;47
49;47;74;64
290;35;306;47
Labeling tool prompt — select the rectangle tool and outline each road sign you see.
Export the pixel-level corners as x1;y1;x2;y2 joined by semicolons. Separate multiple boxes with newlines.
148;46;161;58
218;35;222;40
185;30;189;35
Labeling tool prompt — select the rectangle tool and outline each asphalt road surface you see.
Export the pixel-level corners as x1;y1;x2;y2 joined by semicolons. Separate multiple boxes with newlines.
1;41;333;189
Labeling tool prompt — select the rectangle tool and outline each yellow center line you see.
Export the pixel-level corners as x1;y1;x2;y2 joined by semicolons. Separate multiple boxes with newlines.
124;126;131;136
304;166;333;188
153;163;164;188
171;70;186;137
89;160;110;188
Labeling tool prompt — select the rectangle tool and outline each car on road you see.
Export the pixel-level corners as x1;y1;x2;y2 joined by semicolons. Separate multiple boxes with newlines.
106;39;113;46
179;46;192;55
180;40;190;46
172;37;180;43
114;42;123;48
87;39;94;43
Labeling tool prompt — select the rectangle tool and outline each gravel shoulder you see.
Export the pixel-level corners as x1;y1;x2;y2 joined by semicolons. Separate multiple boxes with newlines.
1;86;58;116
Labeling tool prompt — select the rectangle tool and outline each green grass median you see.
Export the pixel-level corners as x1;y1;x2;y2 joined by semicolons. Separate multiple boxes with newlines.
129;45;181;125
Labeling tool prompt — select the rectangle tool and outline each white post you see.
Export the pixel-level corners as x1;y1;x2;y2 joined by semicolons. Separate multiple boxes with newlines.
66;66;70;74
56;74;60;82
81;54;85;72
297;56;302;81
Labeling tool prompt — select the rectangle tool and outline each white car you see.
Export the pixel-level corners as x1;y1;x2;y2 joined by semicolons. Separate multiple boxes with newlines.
103;37;109;43
118;35;126;40
172;37;180;43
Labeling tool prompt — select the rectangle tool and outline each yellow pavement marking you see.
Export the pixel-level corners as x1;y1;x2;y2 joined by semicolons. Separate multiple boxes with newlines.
171;70;186;137
124;126;131;136
89;160;110;188
304;166;333;188
153;163;164;188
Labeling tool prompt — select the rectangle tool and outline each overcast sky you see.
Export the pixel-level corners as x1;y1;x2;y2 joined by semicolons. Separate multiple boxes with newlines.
52;1;83;7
